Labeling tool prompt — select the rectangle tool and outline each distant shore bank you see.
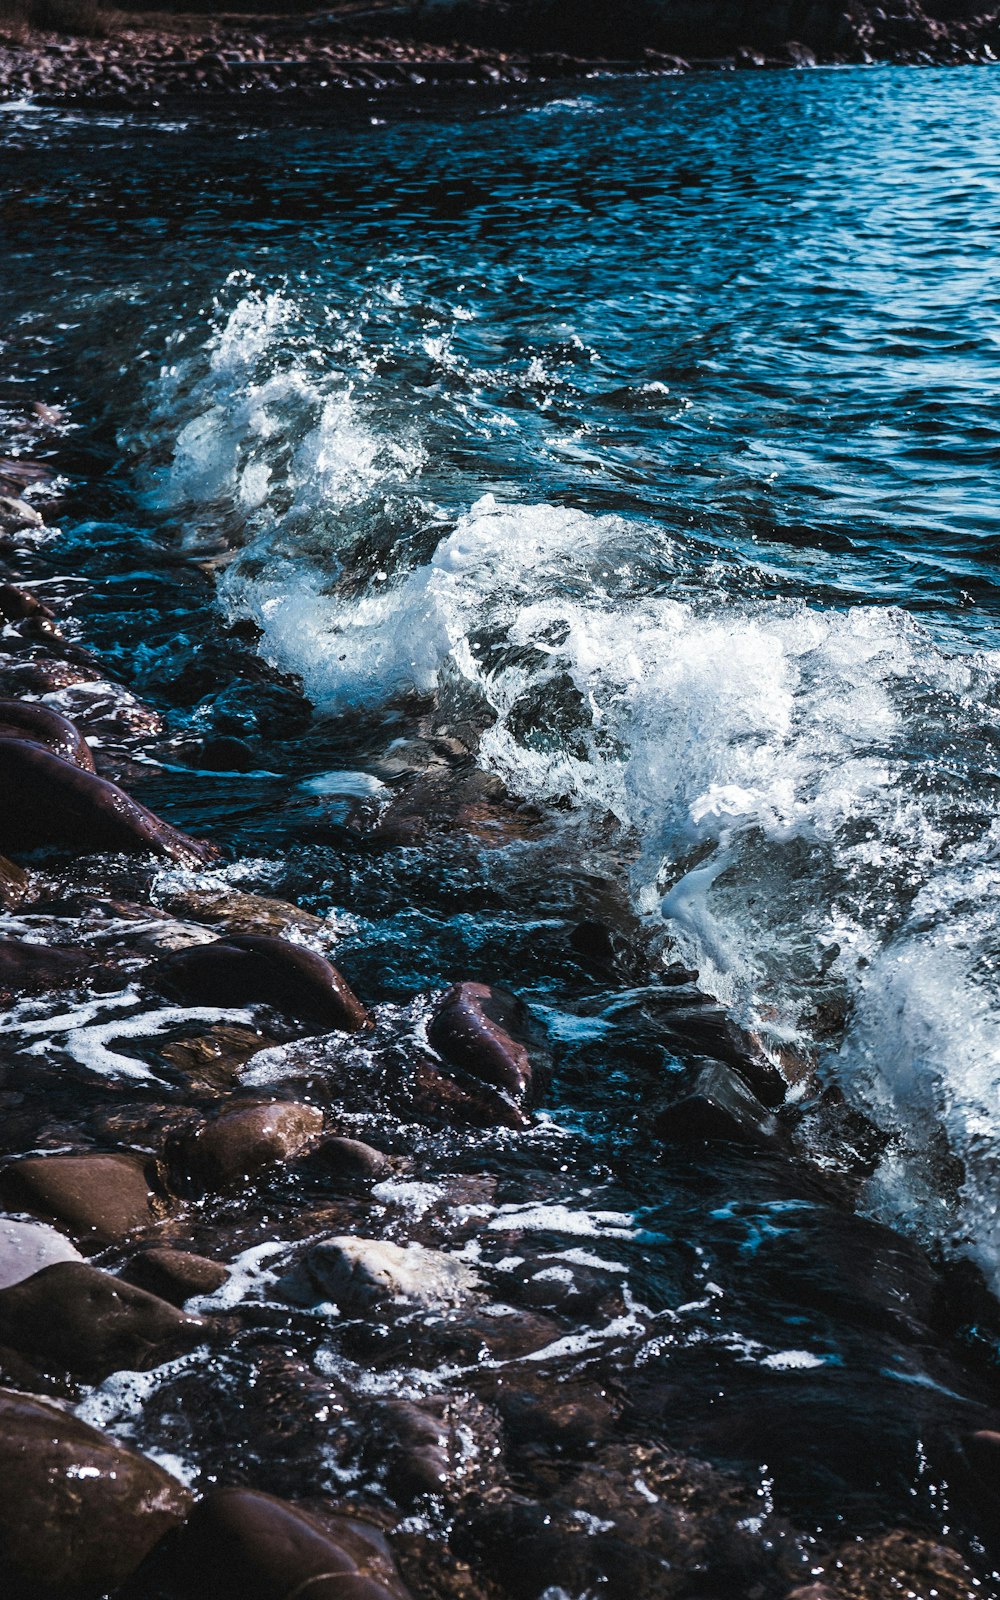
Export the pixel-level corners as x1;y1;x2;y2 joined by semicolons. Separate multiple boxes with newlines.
1;0;997;106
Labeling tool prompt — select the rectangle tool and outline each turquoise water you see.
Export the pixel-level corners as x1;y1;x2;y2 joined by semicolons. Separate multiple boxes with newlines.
6;66;1000;1570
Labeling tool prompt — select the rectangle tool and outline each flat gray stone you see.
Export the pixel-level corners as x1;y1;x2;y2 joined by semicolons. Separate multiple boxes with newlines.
0;1216;82;1290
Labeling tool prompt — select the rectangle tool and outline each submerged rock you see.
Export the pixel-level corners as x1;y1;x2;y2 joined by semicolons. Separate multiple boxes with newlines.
306;1135;393;1183
161;1487;407;1600
152;933;372;1032
0;1216;82;1289
0;1152;167;1246
283;1235;482;1315
0;1260;205;1379
0;1386;192;1600
0;737;218;865
170;1101;323;1192
428;981;535;1101
0;853;32;909
0;936;90;998
156;884;333;944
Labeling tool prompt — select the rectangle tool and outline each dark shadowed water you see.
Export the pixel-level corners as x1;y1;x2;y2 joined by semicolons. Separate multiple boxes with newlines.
5;65;1000;1590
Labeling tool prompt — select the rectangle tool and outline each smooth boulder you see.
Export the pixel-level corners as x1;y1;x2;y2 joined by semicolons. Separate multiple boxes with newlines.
0;1152;165;1246
0;699;95;770
152;933;372;1032
655;1062;784;1149
162;1488;403;1600
0;737;218;865
122;1245;229;1306
0;1260;205;1379
0;1216;82;1289
0;936;90;997
427;981;534;1102
170;1101;323;1192
0;1386;192;1600
282;1236;482;1315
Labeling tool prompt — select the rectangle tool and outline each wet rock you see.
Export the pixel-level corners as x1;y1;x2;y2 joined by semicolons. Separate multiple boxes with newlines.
306;1134;393;1183
0;1386;192;1600
0;1151;166;1246
824;1527;981;1600
0;936;89;997
412;1055;532;1130
655;1062;785;1148
0;698;95;769
283;1235;482;1315
0;737;218;865
0;1260;205;1379
157;884;332;944
0;581;56;625
121;1244;229;1305
152;932;372;1032
365;1393;503;1504
0;656;104;696
428;981;535;1101
170;1101;323;1192
162;1487;406;1600
0;1216;82;1289
0;495;43;530
497;1381;616;1459
158;1022;278;1089
0;853;32;908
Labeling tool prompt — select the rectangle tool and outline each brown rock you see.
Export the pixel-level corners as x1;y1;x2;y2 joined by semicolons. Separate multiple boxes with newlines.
0;495;43;529
307;1135;393;1183
164;1487;404;1599
157;884;331;944
0;698;95;770
158;1022;276;1089
0;936;90;998
427;981;534;1100
0;1260;205;1379
0;1386;192;1599
121;1245;228;1305
172;1101;323;1192
0;738;218;866
152;933;372;1032
0;1152;166;1246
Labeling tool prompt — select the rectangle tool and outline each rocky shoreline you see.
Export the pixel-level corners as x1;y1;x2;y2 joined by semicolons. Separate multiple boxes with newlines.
0;0;998;106
4;386;1000;1597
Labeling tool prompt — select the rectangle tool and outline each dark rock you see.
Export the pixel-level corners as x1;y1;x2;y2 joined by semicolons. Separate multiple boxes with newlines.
0;698;95;769
163;1487;404;1600
121;1245;228;1305
0;1151;167;1246
412;1055;532;1130
157;1022;276;1089
156;884;331;943
0;1385;192;1599
307;1135;393;1183
0;581;56;625
170;1101;324;1192
0;936;90;998
0;737;218;865
427;981;534;1100
0;1216;82;1289
655;1062;784;1148
152;933;372;1032
0;1260;205;1379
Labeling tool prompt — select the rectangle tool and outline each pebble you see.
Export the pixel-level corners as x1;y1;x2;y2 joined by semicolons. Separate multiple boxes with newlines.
0;1260;205;1379
0;1151;167;1246
0;1386;192;1598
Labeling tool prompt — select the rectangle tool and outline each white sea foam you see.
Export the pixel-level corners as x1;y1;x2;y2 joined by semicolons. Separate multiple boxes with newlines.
148;287;1000;1290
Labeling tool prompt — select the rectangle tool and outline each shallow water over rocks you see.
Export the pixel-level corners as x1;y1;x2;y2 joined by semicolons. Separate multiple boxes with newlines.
3;66;1000;1599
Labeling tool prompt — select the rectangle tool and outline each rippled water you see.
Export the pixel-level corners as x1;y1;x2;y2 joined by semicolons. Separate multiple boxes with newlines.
6;66;1000;1559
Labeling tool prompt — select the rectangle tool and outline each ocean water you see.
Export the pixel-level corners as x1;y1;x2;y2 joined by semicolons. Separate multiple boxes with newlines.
6;65;1000;1553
